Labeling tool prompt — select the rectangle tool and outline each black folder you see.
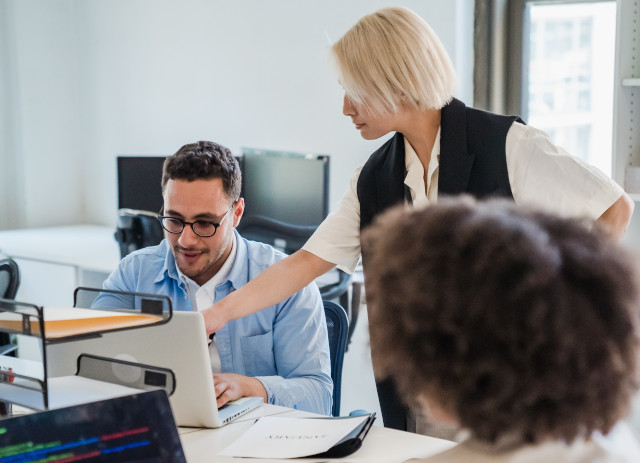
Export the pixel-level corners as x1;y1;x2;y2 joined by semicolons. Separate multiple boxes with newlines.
305;412;377;458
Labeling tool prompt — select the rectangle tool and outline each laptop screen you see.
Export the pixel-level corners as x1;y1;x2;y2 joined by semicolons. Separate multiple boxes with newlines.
0;390;186;462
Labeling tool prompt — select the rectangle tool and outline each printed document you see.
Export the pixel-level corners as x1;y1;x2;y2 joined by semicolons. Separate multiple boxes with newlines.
218;415;368;458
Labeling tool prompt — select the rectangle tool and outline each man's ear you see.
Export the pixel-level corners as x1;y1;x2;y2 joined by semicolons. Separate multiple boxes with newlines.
232;197;245;227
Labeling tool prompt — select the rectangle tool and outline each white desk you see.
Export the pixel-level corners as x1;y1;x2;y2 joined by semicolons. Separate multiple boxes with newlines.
0;225;121;359
0;225;120;273
178;404;456;463
0;225;120;307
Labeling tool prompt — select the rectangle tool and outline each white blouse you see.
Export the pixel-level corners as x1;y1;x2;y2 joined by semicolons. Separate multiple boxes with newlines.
303;122;624;273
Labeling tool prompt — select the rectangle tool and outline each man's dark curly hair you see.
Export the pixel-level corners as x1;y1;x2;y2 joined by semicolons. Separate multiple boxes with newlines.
162;140;241;201
363;196;640;444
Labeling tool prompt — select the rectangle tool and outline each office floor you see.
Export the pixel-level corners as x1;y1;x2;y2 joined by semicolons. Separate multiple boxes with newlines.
339;303;383;424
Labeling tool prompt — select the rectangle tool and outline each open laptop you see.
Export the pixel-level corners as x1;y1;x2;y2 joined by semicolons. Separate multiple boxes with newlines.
0;390;186;462
46;311;263;428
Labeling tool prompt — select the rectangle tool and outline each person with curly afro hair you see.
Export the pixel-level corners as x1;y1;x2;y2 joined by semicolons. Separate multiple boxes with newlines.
363;196;640;462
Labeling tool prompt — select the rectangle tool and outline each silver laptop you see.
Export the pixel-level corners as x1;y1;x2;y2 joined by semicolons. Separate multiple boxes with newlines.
47;311;264;428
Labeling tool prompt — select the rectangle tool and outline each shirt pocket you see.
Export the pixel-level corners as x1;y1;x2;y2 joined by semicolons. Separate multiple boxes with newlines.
239;330;276;377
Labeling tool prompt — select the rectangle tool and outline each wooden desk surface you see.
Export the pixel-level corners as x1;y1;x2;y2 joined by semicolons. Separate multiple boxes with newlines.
178;404;455;463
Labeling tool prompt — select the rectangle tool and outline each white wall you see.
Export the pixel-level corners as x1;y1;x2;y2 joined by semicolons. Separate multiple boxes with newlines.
0;0;475;229
3;0;84;227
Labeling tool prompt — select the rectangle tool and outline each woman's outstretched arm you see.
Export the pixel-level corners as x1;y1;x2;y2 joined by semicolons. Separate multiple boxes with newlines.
201;249;335;334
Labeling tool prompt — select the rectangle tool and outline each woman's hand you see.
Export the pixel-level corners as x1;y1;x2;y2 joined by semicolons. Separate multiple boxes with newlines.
202;302;229;335
200;250;336;336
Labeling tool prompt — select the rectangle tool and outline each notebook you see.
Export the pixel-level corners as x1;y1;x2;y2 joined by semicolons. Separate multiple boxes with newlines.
47;311;264;428
0;390;186;462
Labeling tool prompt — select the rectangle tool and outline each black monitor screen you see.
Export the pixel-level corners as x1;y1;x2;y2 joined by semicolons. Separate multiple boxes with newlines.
117;156;167;213
117;155;246;214
0;390;186;462
241;148;329;226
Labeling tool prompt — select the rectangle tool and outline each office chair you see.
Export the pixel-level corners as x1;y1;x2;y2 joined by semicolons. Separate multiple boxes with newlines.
0;254;20;384
114;209;164;258
323;300;348;417
0;254;20;301
238;214;354;323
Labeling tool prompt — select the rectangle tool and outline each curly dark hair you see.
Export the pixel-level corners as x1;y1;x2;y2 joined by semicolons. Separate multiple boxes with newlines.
363;196;640;444
162;140;241;201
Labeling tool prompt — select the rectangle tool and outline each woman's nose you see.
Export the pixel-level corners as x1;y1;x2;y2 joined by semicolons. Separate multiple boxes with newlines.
343;95;356;116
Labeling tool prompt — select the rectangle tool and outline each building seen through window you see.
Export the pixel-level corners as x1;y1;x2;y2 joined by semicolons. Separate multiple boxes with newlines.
523;1;616;175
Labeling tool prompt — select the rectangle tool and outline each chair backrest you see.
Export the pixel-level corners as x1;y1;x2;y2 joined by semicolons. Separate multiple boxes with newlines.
323;300;348;417
0;254;20;357
237;216;352;301
0;254;20;300
237;215;317;255
114;209;165;258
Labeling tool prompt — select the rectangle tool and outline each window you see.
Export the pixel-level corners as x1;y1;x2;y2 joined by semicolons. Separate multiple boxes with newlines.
474;0;617;175
522;1;617;175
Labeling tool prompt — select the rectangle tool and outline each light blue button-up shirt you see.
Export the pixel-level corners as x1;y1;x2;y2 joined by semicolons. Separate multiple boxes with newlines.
94;231;332;415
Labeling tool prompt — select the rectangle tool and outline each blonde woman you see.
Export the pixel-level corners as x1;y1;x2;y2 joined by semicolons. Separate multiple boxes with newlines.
202;7;634;431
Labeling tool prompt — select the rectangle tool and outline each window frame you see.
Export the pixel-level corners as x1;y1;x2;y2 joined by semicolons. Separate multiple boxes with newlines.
474;0;616;117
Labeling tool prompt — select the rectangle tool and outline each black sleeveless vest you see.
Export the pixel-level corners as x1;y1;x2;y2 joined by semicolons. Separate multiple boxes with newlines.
357;98;523;431
357;98;523;230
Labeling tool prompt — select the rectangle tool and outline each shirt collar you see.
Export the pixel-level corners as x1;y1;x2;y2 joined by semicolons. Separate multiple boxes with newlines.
403;137;425;192
156;231;247;293
224;230;250;290
428;128;441;179
155;240;177;284
175;233;238;296
403;127;441;198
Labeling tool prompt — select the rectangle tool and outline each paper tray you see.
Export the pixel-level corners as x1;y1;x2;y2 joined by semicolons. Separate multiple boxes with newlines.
0;353;176;412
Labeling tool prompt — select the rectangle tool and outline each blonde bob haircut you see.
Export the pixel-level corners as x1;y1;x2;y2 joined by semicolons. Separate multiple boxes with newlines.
331;6;457;115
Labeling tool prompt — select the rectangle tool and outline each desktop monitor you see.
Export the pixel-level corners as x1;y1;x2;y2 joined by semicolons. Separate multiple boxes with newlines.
237;148;329;254
0;390;186;462
117;155;245;213
117;156;167;213
240;148;329;226
115;156;167;258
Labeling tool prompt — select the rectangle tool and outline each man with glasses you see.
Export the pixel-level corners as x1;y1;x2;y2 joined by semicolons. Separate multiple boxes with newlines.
93;140;332;415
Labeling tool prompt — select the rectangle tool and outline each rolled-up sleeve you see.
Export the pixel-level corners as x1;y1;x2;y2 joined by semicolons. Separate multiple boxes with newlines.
302;166;363;274
506;122;624;220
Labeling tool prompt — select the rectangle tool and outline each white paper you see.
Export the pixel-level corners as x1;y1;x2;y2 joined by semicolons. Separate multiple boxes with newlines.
218;415;368;458
47;375;143;409
0;353;44;379
42;307;139;321
0;375;142;411
0;306;139;322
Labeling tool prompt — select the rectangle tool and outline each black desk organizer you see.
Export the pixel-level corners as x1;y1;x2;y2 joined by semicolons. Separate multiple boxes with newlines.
0;287;175;415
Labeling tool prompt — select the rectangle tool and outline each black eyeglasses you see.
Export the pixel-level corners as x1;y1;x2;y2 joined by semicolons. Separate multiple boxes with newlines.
158;202;236;238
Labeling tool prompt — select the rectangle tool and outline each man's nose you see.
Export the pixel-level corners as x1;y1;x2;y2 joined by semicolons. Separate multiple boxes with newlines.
178;224;199;246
